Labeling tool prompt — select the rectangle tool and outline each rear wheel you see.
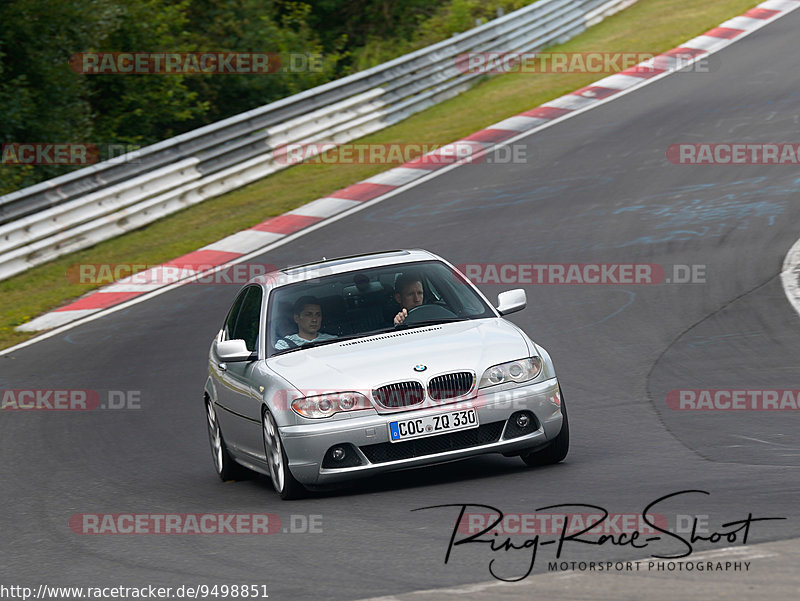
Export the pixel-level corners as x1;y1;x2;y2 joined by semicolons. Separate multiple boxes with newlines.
262;409;306;500
521;398;569;466
206;398;253;481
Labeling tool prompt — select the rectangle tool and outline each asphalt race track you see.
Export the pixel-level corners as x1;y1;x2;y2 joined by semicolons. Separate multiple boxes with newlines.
2;8;800;601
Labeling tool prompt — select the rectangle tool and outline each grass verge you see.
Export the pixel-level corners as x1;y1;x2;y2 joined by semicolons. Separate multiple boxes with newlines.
0;0;758;351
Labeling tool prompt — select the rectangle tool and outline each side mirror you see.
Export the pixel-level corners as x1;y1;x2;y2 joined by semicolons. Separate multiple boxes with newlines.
217;339;256;362
496;289;526;316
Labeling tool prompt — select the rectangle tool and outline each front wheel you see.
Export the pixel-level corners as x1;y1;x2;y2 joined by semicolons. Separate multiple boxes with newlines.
262;409;306;500
206;398;253;481
521;398;569;466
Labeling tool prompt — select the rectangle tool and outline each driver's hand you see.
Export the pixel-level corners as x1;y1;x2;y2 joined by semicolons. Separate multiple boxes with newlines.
394;308;407;325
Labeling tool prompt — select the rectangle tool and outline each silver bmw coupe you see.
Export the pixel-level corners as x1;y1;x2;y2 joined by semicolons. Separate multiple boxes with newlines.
204;249;568;499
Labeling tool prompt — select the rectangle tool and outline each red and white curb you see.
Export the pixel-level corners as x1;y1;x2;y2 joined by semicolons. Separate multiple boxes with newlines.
14;0;800;334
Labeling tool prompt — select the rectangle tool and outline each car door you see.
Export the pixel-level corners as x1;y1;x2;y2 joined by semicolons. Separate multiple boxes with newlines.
212;284;264;458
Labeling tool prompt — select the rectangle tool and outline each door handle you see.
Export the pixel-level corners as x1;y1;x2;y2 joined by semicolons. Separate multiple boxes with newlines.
218;362;227;371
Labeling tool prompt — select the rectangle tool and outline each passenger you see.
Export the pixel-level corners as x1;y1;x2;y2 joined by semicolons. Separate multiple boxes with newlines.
393;273;424;325
275;296;336;350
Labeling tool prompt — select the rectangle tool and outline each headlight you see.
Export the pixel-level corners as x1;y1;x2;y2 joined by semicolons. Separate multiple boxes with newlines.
291;392;371;419
479;357;542;388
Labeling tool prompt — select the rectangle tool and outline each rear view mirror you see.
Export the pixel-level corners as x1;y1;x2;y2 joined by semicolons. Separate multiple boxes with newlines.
496;289;526;316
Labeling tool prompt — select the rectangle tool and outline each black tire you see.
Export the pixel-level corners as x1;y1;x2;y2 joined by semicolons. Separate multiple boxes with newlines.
262;409;306;500
521;397;569;467
206;398;254;481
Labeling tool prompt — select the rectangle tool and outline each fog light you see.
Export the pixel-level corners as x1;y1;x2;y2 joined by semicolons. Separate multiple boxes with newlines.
322;443;362;469
504;411;539;440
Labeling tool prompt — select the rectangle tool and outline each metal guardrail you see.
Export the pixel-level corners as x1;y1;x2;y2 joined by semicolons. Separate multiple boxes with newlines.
0;0;635;281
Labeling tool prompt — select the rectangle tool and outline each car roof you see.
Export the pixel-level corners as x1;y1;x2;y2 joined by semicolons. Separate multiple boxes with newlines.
249;248;444;288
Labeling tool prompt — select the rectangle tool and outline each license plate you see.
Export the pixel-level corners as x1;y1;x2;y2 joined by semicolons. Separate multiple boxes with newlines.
389;408;479;442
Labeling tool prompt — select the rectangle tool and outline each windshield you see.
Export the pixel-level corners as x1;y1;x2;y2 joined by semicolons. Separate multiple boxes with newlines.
266;260;494;356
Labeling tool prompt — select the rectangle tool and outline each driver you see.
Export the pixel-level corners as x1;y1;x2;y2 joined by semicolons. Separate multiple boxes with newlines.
393;273;424;325
275;296;336;350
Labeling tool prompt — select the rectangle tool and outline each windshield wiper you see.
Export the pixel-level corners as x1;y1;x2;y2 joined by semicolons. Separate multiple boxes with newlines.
270;338;342;355
270;321;463;356
270;328;397;355
299;332;374;349
394;317;467;329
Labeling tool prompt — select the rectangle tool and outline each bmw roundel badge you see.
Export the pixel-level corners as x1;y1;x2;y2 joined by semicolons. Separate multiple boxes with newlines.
413;364;427;372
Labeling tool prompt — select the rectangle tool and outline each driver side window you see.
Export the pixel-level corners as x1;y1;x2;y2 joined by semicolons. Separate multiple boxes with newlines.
223;285;263;352
222;289;248;340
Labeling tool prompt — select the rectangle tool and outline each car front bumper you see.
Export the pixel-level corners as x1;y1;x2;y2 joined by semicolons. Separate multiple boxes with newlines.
279;377;563;485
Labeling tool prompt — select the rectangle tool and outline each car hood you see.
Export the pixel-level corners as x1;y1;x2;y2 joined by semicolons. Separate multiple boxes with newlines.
266;318;531;398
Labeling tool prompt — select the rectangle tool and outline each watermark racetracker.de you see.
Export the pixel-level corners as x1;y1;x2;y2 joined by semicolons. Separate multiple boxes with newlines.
68;513;322;534
457;262;707;285
0;389;142;411
65;263;334;286
454;52;713;74
69;52;324;74
273;142;528;166
1;143;141;165
667;389;800;410
667;143;800;165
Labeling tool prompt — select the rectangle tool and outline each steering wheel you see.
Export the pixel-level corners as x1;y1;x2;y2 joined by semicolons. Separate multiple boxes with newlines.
402;303;457;324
